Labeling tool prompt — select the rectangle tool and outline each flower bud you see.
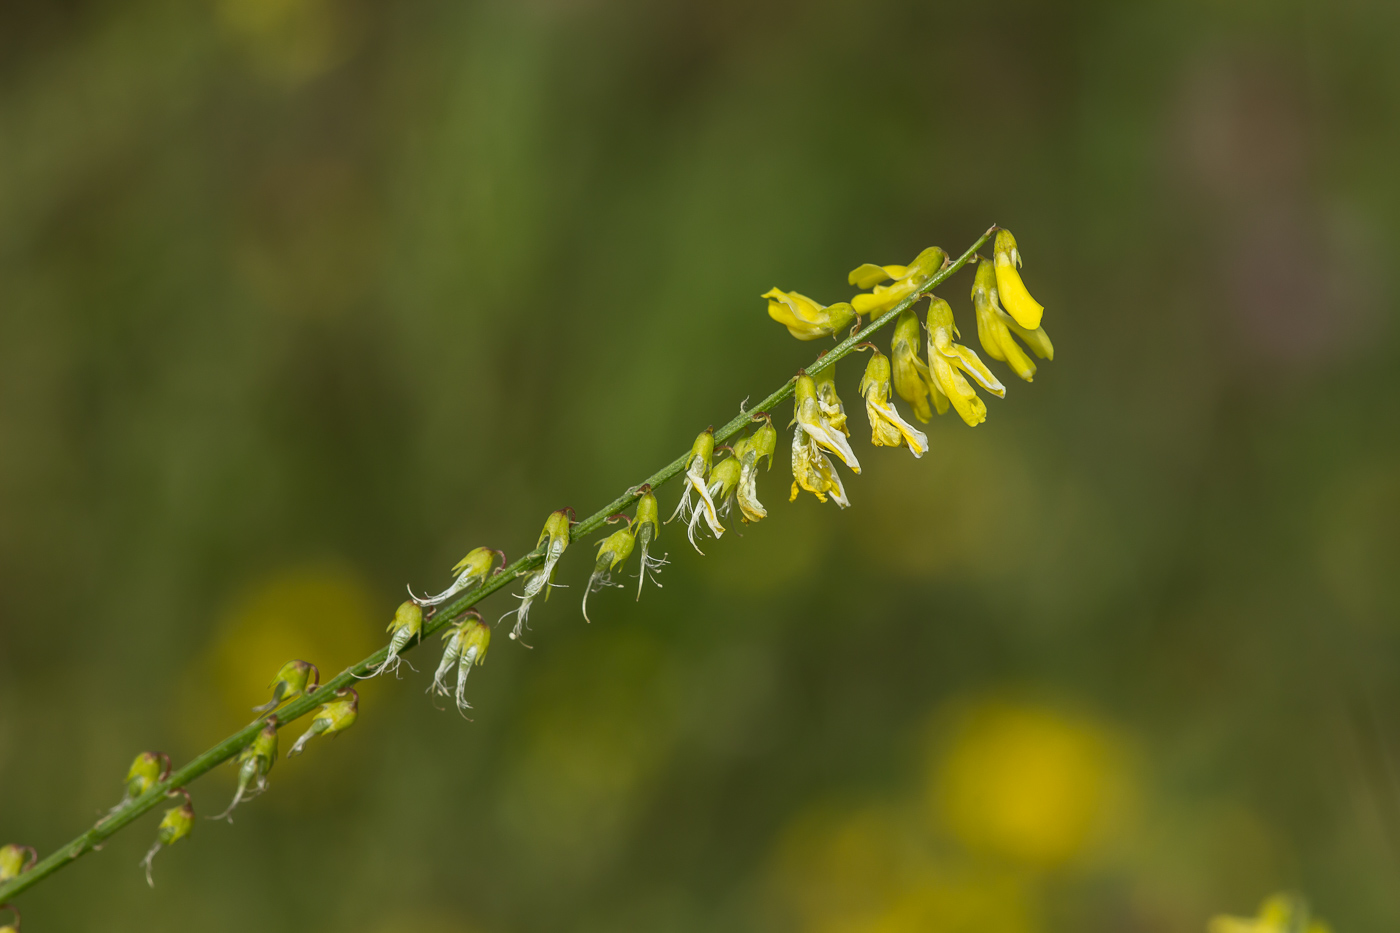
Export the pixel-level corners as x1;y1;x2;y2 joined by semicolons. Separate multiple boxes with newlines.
849;246;948;316
412;546;505;607
992;229;1044;330
583;519;636;621
890;309;936;423
505;508;575;642
925;296;1004;427
252;660;319;714
287;688;359;758
0;846;36;882
140;789;193;887
123;752;171;803
361;601;423;679
972;256;1052;382
763;288;856;341
212;718;279;822
632;485;669;600
858;348;927;456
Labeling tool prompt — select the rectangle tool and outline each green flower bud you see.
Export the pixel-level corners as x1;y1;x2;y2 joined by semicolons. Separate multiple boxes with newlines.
0;845;36;882
212;718;279;822
140;789;193;887
412;546;505;607
583;519;636;623
287;688;358;758
252;660;319;714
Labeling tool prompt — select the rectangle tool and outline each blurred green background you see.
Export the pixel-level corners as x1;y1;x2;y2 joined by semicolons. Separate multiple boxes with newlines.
2;0;1399;930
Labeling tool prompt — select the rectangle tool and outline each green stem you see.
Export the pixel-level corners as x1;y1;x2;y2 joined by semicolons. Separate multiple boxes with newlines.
0;225;993;905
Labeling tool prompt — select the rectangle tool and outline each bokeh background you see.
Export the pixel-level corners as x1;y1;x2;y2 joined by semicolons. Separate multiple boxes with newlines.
2;0;1398;930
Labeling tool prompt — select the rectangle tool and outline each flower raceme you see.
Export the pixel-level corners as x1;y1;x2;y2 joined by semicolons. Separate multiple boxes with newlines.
30;227;1060;903
763;288;856;341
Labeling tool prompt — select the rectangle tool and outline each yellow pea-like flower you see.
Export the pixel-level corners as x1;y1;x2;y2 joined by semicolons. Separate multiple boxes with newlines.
763;288;856;341
858;348;928;457
992;229;1045;330
848;246;948;317
925;297;1005;427
972;257;1053;383
890;309;936;423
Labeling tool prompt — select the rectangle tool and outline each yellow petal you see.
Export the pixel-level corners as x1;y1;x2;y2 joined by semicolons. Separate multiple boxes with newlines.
848;263;891;289
994;254;1044;330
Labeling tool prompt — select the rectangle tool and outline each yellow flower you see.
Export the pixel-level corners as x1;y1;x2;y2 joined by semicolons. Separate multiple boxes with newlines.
925;297;1004;427
858;348;928;457
848;246;948;317
992;229;1044;330
764;288;856;341
789;373;858;508
793;372;860;473
287;686;359;757
1209;894;1333;933
890;308;936;423
972;258;1053;383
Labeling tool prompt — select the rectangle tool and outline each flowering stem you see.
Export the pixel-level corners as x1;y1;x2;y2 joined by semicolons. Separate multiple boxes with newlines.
0;224;994;905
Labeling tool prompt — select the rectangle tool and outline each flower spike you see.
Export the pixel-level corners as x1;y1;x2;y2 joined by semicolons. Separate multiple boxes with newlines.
848;246;948;316
411;546;505;607
858;347;928;456
0;846;36;882
583;517;636;621
632;486;668;600
140;789;194;887
924;296;1004;427
992;229;1044;329
972;256;1053;382
252;660;319;714
287;688;358;758
505;508;574;642
211;717;278;822
358;601;423;679
763;289;856;341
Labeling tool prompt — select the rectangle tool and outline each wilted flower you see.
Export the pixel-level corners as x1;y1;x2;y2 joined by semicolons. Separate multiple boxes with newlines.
410;546;505;607
429;613;490;716
972;255;1053;382
688;457;740;552
890;308;936;423
848;246;948;317
992;229;1044;330
211;718;278;822
735;414;777;523
925;296;1005;426
790;373;857;508
0;846;36;882
506;508;574;642
632;485;668;600
287;688;358;758
140;789;194;887
668;428;717;526
583;518;636;621
812;365;849;436
858;347;928;456
360;601;422;679
1209;893;1332;933
252;660;319;714
764;288;856;341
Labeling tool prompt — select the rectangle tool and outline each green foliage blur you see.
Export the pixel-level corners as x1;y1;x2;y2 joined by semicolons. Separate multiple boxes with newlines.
2;0;1398;930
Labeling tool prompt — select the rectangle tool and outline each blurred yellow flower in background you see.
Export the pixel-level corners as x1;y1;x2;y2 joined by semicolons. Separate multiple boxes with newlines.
1209;893;1333;933
930;700;1129;867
